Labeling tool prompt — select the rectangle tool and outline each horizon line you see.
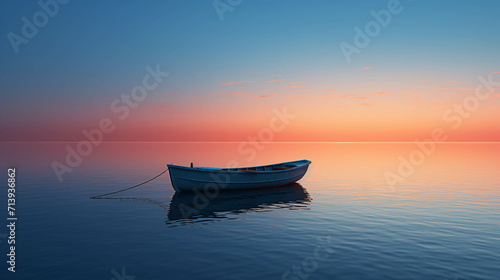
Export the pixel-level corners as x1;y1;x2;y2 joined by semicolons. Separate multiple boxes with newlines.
1;141;500;144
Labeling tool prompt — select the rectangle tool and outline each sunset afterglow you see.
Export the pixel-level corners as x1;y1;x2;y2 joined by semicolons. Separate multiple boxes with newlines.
1;1;499;143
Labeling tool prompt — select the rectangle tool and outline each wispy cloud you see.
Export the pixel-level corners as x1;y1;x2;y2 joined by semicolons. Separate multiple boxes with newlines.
303;89;336;92
229;91;250;96
251;94;278;98
221;81;257;86
353;97;368;100
286;94;341;99
284;85;303;88
491;72;500;74
411;102;456;106
369;91;390;96
437;87;497;91
419;79;459;84
326;105;344;108
362;66;376;70
266;79;286;83
436;87;471;90
212;92;276;98
410;97;424;100
339;94;354;98
274;75;290;77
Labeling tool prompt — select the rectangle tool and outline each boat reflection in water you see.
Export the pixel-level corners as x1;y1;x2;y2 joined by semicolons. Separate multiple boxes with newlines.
166;183;312;227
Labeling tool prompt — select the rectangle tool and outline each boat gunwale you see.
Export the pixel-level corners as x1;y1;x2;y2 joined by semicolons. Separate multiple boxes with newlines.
167;160;311;174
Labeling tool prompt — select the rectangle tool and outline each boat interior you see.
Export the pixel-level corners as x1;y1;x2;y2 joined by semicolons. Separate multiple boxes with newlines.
222;163;299;172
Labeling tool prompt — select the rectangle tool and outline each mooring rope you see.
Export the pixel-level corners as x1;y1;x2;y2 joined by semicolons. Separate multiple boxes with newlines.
90;167;169;199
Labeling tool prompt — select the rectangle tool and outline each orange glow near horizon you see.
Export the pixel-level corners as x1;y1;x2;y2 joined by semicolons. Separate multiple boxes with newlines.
2;82;499;142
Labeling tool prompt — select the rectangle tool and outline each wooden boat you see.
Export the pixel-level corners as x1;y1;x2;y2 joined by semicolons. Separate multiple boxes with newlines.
167;159;311;192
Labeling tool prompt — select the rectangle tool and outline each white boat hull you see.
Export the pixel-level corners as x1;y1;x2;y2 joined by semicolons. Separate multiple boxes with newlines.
167;160;311;192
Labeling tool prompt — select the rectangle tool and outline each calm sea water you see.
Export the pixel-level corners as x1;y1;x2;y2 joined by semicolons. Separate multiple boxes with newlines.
0;143;499;279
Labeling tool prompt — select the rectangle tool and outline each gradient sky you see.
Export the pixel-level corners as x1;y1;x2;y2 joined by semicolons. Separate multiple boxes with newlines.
1;0;499;142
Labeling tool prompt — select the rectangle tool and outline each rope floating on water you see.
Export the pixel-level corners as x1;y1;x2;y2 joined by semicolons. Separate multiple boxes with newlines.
90;167;169;199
